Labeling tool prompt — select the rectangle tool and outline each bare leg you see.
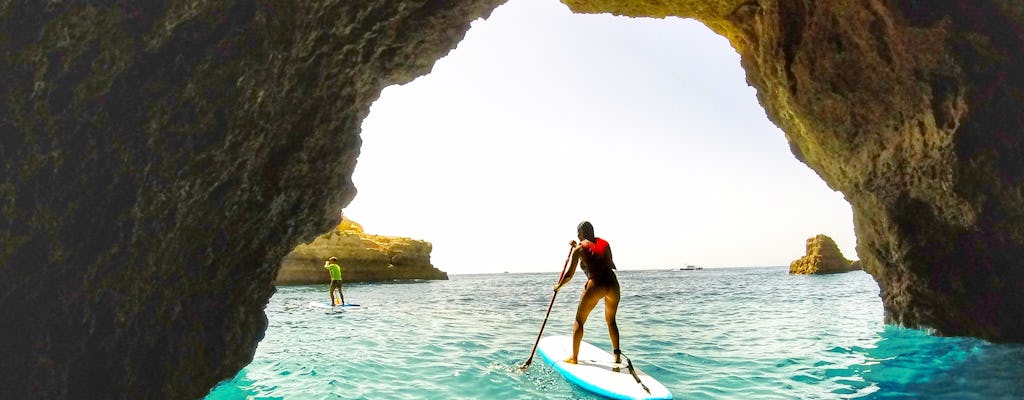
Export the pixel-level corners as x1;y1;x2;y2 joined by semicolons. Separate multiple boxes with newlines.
567;280;605;364
604;280;621;363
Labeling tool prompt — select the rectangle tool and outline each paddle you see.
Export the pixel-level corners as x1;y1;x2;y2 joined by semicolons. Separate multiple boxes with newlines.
520;245;575;370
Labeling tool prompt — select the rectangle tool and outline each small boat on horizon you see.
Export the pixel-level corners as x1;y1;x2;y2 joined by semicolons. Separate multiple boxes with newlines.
678;265;703;271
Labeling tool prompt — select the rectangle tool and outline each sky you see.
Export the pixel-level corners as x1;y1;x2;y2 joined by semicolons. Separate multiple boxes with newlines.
344;0;856;275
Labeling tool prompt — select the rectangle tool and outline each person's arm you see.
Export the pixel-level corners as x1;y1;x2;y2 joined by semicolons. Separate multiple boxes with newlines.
554;243;582;292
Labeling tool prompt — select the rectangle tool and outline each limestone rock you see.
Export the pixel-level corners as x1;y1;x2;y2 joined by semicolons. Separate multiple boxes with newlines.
2;0;1024;398
275;217;447;284
0;2;502;399
789;235;860;275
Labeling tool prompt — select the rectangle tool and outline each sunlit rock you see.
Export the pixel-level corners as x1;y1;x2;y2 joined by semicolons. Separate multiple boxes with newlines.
276;217;447;284
789;234;860;275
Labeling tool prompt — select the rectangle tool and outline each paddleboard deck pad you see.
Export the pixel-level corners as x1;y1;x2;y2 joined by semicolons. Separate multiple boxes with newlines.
308;301;360;309
537;335;672;400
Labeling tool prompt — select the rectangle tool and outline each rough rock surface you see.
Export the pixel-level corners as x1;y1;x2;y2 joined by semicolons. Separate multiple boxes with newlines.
1;0;1023;398
275;217;447;284
789;234;860;275
0;1;503;399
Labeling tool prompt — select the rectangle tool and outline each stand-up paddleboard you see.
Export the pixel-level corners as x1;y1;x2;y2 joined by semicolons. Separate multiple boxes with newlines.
537;335;672;400
308;300;360;309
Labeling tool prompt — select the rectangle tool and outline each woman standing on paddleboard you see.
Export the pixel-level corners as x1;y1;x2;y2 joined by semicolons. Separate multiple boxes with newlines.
553;221;621;364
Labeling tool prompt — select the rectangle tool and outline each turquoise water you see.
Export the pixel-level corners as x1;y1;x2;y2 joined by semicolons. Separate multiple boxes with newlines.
207;267;1024;399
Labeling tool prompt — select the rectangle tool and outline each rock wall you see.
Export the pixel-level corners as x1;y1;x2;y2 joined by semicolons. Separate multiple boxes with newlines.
789;234;861;275
726;0;1023;341
1;0;1023;398
275;217;447;284
0;2;503;399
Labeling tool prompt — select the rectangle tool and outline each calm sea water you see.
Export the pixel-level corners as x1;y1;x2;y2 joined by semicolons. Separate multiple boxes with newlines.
206;267;1024;399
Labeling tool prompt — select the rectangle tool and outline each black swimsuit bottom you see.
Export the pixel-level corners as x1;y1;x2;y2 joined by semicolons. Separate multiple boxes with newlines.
582;264;617;286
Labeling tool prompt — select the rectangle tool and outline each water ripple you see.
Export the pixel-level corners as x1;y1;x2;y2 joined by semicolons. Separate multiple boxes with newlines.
207;268;1024;399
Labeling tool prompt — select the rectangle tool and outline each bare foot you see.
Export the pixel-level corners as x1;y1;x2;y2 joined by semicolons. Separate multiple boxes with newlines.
564;357;578;364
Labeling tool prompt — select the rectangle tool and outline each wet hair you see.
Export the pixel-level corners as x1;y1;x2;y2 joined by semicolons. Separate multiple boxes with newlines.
577;221;595;241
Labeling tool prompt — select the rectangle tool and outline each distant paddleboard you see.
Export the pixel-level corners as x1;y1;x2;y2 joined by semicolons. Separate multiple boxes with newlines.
308;300;360;309
537;335;672;400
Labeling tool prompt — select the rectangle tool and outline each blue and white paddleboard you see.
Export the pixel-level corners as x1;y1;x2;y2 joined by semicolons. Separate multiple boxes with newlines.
308;300;360;309
537;335;672;400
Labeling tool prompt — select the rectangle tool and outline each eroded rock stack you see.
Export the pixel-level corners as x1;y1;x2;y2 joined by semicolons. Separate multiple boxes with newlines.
789;234;861;275
276;217;447;284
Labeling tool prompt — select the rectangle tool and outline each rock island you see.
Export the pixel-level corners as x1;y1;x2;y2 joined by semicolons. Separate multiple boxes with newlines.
790;234;862;275
276;217;448;284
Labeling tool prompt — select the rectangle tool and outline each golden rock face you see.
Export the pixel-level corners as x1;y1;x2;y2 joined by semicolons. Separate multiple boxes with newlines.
275;217;447;284
1;0;1023;398
789;234;859;275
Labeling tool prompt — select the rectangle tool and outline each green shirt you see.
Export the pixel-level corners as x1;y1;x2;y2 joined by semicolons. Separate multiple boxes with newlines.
325;262;342;280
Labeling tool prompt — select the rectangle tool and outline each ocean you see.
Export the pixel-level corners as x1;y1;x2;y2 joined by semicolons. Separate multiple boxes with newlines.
206;267;1024;399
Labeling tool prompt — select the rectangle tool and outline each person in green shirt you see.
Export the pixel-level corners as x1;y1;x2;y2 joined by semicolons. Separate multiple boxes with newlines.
324;256;345;306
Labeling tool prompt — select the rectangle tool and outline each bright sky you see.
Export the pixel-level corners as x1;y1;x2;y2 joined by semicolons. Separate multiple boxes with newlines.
344;0;856;275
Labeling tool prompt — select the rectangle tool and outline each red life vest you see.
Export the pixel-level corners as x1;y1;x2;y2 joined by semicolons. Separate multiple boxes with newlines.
580;238;616;279
582;238;610;258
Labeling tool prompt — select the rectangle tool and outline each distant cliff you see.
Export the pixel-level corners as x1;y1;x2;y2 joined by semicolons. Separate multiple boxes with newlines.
789;234;862;275
275;217;448;284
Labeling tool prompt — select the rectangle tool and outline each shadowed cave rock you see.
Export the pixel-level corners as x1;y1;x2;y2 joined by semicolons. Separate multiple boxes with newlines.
1;0;1022;398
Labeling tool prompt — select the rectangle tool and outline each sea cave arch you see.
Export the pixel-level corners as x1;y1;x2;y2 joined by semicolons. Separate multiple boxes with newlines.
1;1;1022;399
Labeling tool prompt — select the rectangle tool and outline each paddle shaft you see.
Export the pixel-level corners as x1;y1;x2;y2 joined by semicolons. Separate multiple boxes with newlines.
521;246;574;368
